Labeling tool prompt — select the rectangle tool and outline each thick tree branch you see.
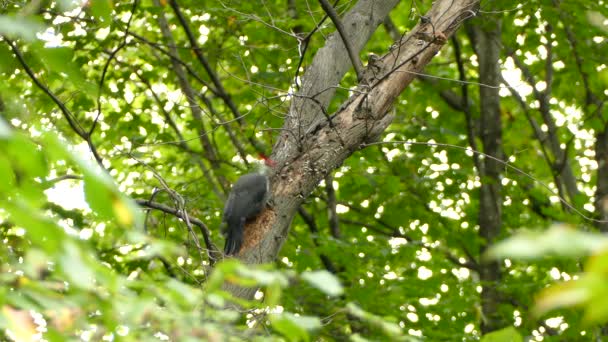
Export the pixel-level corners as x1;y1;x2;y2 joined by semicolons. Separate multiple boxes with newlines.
276;0;401;158
224;0;480;300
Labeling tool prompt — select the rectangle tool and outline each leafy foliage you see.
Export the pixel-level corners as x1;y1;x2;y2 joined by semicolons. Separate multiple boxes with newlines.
0;0;607;341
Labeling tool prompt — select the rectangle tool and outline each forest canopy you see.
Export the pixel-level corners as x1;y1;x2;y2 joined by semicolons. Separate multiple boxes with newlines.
0;0;608;341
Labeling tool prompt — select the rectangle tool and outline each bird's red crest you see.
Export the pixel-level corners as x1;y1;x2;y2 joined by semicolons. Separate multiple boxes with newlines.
258;153;276;167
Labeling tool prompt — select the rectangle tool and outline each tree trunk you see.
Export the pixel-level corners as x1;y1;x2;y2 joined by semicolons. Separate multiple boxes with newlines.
472;18;508;333
224;0;481;299
595;124;608;232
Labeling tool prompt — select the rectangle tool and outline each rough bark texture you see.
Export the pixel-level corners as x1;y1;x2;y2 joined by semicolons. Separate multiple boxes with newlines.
224;0;480;299
473;18;507;333
595;126;608;232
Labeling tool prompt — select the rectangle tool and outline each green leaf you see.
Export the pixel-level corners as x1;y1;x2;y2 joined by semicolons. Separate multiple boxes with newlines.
163;279;201;309
480;327;523;342
346;303;405;339
42;134;142;228
0;44;18;76
23;249;49;279
587;11;608;33
32;45;97;94
0;117;11;138
237;266;289;287
264;281;283;307
0;155;15;193
0;16;44;41
59;241;96;290
89;0;113;26
1;200;63;252
301;270;344;297
56;0;77;11
7;134;47;180
485;224;608;260
270;312;319;342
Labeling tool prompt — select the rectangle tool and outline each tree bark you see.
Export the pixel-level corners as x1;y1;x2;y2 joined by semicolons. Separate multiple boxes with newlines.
224;0;480;299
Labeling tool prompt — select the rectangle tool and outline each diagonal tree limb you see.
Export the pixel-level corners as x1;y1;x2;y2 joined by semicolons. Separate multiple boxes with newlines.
275;0;401;165
225;0;480;300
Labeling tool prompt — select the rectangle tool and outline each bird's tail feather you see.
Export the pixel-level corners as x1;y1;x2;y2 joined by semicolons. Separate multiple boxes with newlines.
224;218;245;255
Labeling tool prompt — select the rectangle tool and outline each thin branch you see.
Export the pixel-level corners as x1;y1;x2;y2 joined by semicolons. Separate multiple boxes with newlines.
197;92;250;164
167;0;266;153
543;23;553;99
136;199;218;262
417;74;466;111
509;51;580;203
456;33;482;173
128;31;218;95
90;0;139;136
132;153;218;264
382;16;400;41
293;0;339;89
340;218;477;270
42;174;83;186
154;0;227;197
363;140;604;224
325;174;341;238
552;0;599;107
298;207;340;274
318;0;364;81
5;38;105;168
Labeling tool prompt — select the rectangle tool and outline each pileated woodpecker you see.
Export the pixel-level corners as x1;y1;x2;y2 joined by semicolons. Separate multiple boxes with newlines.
222;156;274;255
